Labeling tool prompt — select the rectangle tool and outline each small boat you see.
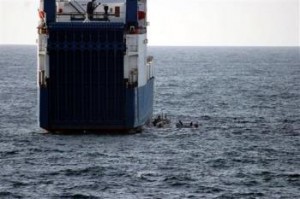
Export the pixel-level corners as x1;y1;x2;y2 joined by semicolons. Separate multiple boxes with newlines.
176;121;199;128
152;114;171;128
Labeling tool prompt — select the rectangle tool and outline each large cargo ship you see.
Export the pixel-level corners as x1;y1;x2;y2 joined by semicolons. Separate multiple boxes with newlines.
37;0;154;132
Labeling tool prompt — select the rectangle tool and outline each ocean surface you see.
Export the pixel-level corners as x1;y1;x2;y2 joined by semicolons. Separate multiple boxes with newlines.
0;45;299;198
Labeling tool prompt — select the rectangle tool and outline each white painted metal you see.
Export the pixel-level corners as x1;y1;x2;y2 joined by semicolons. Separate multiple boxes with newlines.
37;33;49;86
124;34;153;88
137;34;147;87
37;0;49;87
55;0;126;23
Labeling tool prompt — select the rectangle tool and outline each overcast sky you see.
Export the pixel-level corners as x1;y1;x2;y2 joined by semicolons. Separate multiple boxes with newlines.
0;0;299;46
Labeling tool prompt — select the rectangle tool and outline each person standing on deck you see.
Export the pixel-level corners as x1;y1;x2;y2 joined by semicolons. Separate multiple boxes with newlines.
87;0;99;20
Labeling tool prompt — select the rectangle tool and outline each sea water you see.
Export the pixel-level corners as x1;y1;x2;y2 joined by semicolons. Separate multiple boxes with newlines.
0;46;299;198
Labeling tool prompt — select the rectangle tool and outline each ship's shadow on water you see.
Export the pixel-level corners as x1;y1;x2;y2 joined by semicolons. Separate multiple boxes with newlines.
0;46;299;198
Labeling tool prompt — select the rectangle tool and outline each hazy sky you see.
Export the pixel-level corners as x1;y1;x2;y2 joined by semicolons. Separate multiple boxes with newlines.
0;0;299;46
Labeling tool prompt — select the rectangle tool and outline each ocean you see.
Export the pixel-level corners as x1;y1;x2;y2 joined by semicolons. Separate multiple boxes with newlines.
0;46;299;198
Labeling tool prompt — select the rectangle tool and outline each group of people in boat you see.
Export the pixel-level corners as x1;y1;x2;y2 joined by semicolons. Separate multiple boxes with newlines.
176;120;199;128
152;114;199;129
152;114;171;128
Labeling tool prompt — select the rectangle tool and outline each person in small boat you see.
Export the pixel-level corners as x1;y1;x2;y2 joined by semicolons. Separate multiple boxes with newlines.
179;120;183;126
176;120;183;128
194;123;199;128
152;115;161;126
87;0;100;20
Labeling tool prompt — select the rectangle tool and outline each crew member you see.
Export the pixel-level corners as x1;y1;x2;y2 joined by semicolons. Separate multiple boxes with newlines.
87;0;98;20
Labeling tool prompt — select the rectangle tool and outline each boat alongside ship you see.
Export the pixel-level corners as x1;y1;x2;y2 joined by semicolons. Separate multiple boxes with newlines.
37;0;154;132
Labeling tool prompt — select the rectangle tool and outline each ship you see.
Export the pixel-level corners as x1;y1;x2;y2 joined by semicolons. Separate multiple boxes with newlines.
37;0;154;132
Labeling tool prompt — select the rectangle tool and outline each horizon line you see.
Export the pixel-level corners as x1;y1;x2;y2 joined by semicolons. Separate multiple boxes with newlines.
0;44;299;48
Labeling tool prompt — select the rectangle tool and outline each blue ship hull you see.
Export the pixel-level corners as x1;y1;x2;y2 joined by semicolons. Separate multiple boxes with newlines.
39;78;154;132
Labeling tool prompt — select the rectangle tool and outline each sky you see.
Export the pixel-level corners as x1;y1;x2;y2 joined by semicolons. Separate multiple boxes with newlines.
0;0;299;46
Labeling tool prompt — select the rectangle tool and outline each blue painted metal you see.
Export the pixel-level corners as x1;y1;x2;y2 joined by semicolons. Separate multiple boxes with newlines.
125;88;136;127
126;0;138;28
47;23;125;51
137;78;154;126
125;78;154;128
44;0;56;23
42;22;128;130
39;87;49;128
